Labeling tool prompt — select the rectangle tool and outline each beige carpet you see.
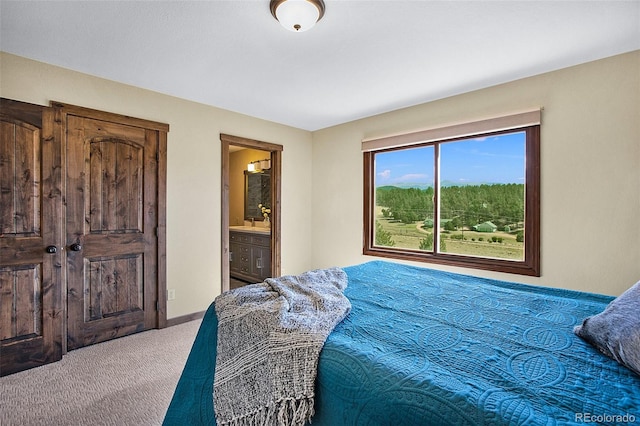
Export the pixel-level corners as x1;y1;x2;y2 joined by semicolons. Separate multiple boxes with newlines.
0;319;201;426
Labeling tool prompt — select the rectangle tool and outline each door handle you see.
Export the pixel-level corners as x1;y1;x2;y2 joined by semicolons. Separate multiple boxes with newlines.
45;245;57;254
69;243;82;252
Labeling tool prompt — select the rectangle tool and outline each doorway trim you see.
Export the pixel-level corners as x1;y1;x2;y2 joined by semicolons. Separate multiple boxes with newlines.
220;134;282;293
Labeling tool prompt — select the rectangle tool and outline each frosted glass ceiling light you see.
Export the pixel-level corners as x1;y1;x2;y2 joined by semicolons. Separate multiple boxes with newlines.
270;0;325;32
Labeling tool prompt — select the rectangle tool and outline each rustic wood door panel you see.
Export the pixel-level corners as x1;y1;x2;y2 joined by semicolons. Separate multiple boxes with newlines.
86;256;143;320
88;138;144;232
65;113;160;351
0;99;63;376
0;266;42;340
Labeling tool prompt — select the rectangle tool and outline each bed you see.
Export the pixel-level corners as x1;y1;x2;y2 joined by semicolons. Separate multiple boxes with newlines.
164;261;639;425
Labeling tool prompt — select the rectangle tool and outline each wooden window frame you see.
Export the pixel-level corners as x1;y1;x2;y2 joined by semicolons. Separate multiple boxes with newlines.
363;124;540;277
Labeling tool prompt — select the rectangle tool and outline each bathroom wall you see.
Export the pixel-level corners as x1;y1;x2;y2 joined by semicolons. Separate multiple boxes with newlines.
229;148;271;226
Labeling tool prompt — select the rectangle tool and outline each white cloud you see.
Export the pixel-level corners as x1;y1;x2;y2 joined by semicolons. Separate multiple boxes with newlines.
378;169;391;179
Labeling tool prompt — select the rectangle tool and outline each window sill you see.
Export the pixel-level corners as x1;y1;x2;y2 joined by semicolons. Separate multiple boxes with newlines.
363;246;540;277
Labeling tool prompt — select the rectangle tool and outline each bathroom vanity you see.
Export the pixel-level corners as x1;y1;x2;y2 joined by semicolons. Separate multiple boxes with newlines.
229;226;271;283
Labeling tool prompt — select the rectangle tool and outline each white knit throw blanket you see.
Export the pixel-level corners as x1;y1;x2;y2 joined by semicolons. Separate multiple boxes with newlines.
213;267;351;426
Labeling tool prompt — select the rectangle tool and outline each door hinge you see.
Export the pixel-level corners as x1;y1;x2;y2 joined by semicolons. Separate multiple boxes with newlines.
156;151;160;162
156;300;159;311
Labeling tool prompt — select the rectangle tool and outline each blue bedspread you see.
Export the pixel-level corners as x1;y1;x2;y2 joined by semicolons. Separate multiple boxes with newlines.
164;261;640;425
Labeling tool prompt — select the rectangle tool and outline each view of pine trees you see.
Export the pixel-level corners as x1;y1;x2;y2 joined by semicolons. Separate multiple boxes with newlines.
374;184;525;260
376;183;524;230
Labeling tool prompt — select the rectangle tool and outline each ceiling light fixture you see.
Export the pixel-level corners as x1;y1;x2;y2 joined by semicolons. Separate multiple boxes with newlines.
270;0;325;32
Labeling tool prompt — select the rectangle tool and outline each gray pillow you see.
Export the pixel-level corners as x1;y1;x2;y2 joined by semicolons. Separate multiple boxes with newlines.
574;280;640;376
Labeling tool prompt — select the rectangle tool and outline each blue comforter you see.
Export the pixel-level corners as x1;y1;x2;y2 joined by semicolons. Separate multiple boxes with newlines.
164;261;640;425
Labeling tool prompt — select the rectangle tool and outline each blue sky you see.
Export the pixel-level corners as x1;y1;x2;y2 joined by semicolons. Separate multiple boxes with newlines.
375;131;526;187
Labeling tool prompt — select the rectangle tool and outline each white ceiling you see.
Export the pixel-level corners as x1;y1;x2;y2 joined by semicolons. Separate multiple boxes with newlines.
1;1;639;131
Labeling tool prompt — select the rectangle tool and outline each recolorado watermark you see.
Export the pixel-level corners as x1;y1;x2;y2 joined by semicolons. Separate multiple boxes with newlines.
575;412;636;423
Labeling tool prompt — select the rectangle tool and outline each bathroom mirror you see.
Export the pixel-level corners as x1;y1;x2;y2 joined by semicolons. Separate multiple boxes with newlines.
244;170;271;221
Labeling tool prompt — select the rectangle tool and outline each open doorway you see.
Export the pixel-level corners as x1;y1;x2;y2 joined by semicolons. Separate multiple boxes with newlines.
220;134;282;293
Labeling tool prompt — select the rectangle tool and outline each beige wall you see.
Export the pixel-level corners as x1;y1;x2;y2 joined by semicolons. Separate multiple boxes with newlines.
0;52;314;319
311;51;640;297
2;50;638;318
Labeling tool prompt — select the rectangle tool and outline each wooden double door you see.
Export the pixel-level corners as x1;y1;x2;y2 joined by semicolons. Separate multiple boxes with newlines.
0;99;167;376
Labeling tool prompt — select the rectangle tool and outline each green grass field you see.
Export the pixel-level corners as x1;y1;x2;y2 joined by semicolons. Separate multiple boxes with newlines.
376;212;524;261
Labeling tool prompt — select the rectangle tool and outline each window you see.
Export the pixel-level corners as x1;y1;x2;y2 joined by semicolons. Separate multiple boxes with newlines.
363;111;540;276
